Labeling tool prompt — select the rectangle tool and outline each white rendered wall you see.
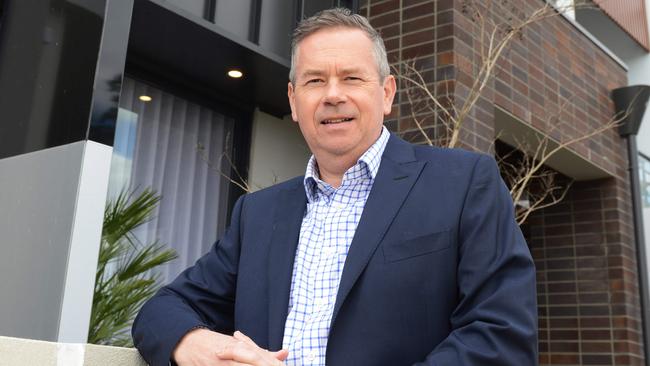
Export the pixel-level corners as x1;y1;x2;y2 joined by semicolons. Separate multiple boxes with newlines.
247;109;311;191
0;143;82;341
57;141;112;343
0;141;111;343
631;56;650;157
0;336;147;366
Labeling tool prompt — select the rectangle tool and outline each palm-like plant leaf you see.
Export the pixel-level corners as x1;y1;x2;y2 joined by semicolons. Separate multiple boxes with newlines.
88;188;177;347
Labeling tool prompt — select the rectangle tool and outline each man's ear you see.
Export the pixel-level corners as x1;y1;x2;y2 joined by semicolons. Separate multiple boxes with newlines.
382;75;397;116
288;82;298;122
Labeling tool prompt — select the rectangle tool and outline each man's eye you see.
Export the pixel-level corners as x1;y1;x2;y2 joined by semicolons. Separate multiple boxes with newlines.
345;76;362;82
306;79;323;84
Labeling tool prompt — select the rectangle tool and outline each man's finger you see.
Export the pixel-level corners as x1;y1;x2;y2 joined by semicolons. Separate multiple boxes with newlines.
270;349;289;361
233;331;288;361
217;342;261;364
217;341;283;366
233;331;257;347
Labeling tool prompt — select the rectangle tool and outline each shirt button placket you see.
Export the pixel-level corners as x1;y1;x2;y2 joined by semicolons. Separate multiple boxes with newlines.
314;297;327;312
322;246;336;257
307;349;318;363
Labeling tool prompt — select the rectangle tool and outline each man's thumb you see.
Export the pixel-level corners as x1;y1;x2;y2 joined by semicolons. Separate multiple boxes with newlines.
272;349;289;361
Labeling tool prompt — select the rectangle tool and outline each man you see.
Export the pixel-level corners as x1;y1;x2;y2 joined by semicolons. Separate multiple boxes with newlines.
133;8;538;366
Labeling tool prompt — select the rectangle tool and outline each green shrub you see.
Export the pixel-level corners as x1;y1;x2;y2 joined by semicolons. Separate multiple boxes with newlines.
88;189;177;347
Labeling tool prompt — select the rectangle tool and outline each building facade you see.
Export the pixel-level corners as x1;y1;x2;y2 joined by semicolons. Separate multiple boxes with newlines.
1;0;650;365
360;0;650;364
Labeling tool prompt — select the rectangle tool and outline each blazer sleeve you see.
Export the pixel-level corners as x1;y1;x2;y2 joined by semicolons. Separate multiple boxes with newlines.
131;195;246;366
416;154;538;365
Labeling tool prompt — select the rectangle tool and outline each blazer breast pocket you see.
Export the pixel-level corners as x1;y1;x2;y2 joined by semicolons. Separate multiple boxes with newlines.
383;229;452;263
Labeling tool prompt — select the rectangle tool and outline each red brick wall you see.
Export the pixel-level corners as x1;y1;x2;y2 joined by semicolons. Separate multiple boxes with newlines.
361;0;643;364
529;178;641;365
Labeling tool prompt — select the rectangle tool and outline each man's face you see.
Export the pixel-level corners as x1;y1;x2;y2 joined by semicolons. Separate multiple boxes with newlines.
288;27;396;163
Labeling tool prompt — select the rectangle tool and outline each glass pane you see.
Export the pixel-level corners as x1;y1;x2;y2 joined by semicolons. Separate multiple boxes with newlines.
0;0;106;158
108;77;235;283
107;108;138;198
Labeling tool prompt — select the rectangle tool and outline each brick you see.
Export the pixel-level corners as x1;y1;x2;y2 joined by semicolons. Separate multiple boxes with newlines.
402;29;435;47
369;0;400;16
403;2;435;20
368;0;642;363
402;14;436;34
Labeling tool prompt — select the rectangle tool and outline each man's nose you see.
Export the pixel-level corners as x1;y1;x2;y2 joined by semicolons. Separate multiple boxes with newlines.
323;81;347;105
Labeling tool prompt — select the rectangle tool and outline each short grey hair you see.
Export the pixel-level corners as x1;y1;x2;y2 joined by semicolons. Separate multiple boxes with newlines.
289;7;390;85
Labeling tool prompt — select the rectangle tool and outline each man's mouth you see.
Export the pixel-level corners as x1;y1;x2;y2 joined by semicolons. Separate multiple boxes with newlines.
321;117;354;124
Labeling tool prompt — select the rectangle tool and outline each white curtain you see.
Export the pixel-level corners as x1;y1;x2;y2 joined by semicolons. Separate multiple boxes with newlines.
118;77;234;283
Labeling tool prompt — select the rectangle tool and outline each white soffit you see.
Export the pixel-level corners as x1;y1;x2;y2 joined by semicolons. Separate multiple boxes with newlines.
494;106;615;181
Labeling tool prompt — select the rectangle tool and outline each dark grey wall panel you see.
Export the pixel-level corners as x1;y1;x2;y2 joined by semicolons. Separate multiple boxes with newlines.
213;0;253;40
258;0;295;58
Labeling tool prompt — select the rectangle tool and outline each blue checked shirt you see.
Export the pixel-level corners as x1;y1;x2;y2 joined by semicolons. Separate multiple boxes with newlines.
282;127;390;365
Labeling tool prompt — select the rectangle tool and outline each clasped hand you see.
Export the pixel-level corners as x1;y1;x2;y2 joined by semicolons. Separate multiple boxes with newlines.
173;328;289;366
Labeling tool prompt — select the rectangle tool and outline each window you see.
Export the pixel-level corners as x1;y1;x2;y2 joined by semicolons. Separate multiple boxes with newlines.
107;77;235;283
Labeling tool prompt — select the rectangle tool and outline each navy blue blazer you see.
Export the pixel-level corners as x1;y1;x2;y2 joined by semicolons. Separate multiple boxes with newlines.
132;134;538;366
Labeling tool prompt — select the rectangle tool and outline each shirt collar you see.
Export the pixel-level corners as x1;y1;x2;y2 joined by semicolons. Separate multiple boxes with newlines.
303;126;390;202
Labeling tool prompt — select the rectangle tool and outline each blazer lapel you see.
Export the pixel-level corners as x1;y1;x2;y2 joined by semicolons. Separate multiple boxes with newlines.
331;136;426;325
267;182;307;350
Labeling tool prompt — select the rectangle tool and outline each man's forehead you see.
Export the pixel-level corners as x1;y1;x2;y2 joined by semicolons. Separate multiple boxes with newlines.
295;27;373;55
294;29;375;77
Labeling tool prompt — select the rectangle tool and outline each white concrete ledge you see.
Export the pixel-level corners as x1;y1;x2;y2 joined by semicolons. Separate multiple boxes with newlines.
0;336;147;366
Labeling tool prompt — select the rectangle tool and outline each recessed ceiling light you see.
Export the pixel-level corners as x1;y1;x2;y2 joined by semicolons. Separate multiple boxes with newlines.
228;69;243;78
139;95;152;102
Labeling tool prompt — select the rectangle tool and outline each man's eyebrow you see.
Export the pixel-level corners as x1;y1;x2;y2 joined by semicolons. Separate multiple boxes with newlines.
299;70;326;79
299;68;367;78
339;67;365;75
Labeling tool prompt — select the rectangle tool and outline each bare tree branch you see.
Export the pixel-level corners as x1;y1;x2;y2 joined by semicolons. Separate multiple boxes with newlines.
394;0;617;225
196;139;253;193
